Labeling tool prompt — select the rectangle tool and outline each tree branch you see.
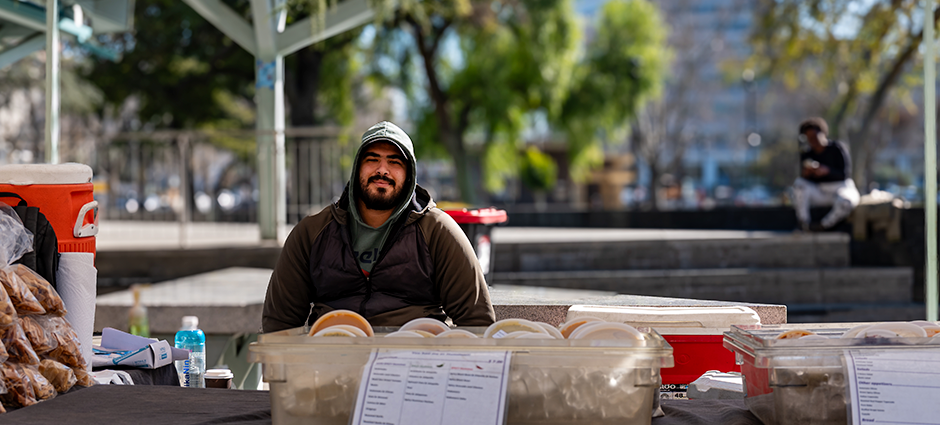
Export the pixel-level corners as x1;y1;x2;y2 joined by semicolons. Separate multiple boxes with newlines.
429;19;452;56
851;4;938;142
406;16;456;149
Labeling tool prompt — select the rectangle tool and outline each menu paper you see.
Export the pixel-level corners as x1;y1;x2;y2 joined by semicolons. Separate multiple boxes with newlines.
352;349;512;425
845;349;940;425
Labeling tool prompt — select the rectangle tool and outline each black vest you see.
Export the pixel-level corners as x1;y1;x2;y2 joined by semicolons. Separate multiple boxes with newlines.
308;215;438;319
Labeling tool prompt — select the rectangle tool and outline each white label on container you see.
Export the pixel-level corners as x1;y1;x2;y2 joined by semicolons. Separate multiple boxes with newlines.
351;349;511;425
844;349;940;425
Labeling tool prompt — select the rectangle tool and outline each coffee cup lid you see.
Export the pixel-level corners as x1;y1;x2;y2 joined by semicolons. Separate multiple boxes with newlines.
206;369;234;379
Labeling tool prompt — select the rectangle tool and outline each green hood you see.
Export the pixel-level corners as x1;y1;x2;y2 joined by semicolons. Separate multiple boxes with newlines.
347;121;418;273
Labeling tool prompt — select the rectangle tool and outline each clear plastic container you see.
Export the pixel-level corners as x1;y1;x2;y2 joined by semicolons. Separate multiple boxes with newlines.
723;322;940;425
567;305;761;385
249;326;674;425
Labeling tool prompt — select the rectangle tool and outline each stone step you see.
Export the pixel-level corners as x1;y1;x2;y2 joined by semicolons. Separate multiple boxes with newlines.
489;267;912;305
787;302;931;324
492;228;850;272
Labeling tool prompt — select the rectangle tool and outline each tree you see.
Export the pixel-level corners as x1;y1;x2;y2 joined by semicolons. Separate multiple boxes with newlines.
85;0;360;131
82;0;365;221
744;0;937;189
83;0;257;130
366;0;579;204
519;146;558;210
628;0;744;210
558;0;669;187
366;0;668;204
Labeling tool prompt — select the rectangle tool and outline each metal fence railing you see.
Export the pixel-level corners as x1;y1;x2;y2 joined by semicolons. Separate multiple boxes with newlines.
81;127;357;247
91;127;356;224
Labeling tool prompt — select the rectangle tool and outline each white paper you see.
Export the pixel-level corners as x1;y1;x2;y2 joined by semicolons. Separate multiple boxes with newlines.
351;349;511;425
92;340;173;369
100;327;189;360
57;252;97;371
90;370;135;385
845;349;940;425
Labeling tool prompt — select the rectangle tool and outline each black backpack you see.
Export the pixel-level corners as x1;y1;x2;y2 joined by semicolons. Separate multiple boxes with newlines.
0;192;59;290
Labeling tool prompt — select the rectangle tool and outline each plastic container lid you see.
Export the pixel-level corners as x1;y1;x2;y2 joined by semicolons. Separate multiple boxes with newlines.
567;305;761;334
206;369;234;379
0;163;93;185
436;329;479;338
723;322;940;367
443;208;508;224
399;318;450;336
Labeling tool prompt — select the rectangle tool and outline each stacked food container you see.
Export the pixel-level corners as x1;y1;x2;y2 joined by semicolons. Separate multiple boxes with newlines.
566;305;760;394
723;322;940;425
250;325;674;425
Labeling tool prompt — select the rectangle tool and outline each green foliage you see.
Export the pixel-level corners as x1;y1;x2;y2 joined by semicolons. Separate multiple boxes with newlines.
284;0;363;130
316;39;359;129
519;146;557;192
83;0;257;129
483;133;520;193
363;0;582;202
559;0;669;182
739;0;937;188
364;0;665;201
741;0;927;139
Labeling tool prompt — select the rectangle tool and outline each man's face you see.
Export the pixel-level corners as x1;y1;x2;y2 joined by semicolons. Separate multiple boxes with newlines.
357;141;408;211
803;128;828;150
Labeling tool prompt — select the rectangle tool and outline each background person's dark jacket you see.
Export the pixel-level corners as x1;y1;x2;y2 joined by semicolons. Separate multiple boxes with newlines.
262;185;496;332
800;140;852;183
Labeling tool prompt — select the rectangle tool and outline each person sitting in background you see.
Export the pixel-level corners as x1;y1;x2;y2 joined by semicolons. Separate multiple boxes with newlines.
262;121;495;333
792;117;860;231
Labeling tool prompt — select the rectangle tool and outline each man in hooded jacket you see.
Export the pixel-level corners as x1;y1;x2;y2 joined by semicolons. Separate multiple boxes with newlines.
262;121;496;332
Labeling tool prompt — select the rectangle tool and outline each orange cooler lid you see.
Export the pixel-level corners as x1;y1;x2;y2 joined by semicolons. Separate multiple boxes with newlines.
0;163;92;185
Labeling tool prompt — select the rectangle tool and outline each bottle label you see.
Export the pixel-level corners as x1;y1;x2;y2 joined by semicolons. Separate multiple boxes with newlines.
182;359;191;387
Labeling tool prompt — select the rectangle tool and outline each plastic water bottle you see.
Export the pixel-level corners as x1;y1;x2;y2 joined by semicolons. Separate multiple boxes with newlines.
174;316;206;388
128;285;150;338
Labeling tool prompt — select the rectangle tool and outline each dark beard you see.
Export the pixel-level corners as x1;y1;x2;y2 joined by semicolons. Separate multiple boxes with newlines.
358;175;408;211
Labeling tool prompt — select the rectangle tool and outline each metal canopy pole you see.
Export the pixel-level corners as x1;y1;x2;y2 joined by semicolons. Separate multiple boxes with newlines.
44;0;59;164
182;0;374;241
925;0;938;322
252;0;286;241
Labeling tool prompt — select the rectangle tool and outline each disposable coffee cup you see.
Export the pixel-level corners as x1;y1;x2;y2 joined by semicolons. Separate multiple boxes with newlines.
205;369;234;389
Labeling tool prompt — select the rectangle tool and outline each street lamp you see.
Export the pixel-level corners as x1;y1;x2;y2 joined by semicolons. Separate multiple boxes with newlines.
742;69;760;147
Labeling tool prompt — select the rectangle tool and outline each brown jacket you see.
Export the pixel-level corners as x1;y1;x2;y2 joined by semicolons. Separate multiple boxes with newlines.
262;186;495;332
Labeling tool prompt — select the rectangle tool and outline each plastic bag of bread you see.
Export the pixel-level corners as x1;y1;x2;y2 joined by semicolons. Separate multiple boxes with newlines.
20;315;58;354
44;316;84;368
0;363;37;407
0;285;16;328
39;359;76;393
1;322;40;365
0;372;7;412
0;267;46;316
0;335;9;364
0;203;33;267
20;365;55;401
72;366;95;387
12;265;66;316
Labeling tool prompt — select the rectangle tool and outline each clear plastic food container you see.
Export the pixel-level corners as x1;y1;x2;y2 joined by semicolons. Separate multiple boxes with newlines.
723;322;940;425
249;326;674;425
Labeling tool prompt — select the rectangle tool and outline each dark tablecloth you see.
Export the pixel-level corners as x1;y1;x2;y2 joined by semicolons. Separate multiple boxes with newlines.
2;385;761;425
93;363;181;386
